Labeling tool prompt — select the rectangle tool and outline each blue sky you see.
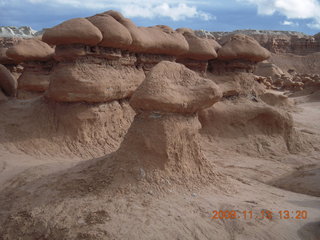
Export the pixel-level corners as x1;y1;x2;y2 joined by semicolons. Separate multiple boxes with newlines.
0;0;320;35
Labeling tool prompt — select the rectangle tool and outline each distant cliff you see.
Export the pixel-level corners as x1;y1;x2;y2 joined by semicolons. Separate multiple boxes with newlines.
196;29;320;55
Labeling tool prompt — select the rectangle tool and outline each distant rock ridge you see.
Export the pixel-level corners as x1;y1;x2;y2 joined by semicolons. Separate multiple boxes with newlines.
0;26;40;38
195;29;320;55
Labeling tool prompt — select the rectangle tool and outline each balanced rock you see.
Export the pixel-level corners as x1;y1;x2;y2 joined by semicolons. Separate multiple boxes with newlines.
114;61;220;183
130;61;222;114
42;18;103;46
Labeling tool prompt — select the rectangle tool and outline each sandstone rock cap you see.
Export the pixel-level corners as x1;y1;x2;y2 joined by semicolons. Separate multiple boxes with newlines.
0;64;17;97
6;38;54;62
42;18;103;46
87;14;133;49
130;61;222;114
103;11;189;56
177;28;218;60
217;34;271;62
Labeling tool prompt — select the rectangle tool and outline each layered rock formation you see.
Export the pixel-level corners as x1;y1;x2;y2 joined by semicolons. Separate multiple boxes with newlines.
42;11;221;103
204;30;320;55
6;38;54;98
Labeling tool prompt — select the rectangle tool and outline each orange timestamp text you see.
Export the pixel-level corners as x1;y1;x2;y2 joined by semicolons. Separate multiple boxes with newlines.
211;210;308;220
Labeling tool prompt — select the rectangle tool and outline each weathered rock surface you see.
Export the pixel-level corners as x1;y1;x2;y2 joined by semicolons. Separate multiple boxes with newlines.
103;11;189;56
87;14;133;49
203;30;320;56
130;61;222;114
6;38;54;62
0;64;17;97
217;34;270;62
42;18;103;46
47;57;145;103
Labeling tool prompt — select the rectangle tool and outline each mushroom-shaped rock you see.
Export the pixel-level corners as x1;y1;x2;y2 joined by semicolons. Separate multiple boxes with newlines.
130;61;222;114
103;11;189;56
177;28;218;60
42;18;103;46
110;61;219;184
87;14;132;49
6;38;54;62
217;34;270;62
0;64;17;97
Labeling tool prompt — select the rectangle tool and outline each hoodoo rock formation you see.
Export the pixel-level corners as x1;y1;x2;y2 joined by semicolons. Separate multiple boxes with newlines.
6;38;54;98
0;38;23;79
210;34;270;74
176;28;220;73
42;15;143;102
114;61;222;182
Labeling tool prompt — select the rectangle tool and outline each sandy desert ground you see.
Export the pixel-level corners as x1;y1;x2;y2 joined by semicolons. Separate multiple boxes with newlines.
0;91;319;240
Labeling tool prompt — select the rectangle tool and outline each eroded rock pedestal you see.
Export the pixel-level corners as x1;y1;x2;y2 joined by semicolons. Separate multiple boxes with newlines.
6;38;54;99
113;61;222;183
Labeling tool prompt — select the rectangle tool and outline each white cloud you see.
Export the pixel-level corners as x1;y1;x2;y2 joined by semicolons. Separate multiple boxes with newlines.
239;0;320;29
281;20;299;26
1;0;213;21
121;3;214;21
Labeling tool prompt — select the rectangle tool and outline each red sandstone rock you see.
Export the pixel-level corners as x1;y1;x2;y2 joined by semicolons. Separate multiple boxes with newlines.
218;34;270;62
0;64;17;97
88;14;132;49
130;61;222;114
6;38;54;62
42;18;103;46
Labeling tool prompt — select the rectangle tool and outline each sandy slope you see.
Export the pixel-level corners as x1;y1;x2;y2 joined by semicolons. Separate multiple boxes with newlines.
0;95;319;240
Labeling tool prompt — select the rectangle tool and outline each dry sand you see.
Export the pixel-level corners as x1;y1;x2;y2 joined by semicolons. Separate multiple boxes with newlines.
0;94;319;239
